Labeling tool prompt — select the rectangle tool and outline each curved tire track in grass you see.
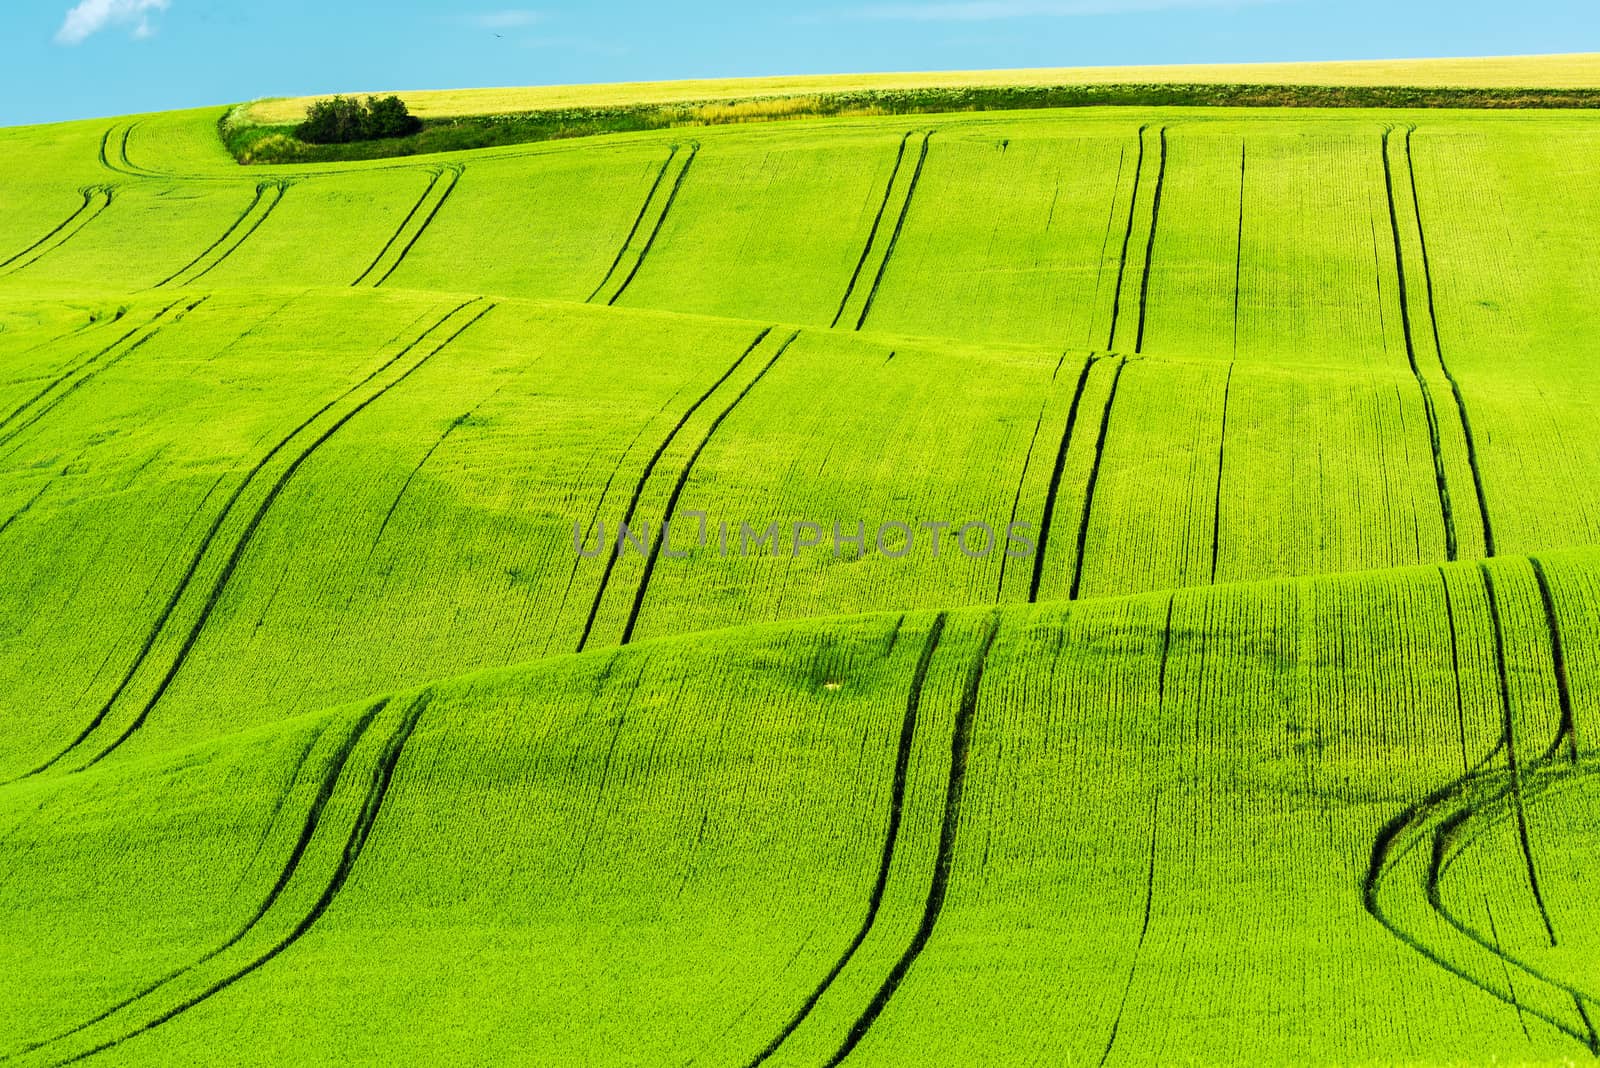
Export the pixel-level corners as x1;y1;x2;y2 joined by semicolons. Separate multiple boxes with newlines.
617;330;799;646
1365;560;1599;1055
1428;772;1600;1008
1209;364;1233;584
1365;749;1590;1048
1068;357;1129;601
1104;124;1149;351
97;124;164;181
545;385;687;657
575;326;775;652
1479;563;1559;946
0;303;173;438
2;706;379;1063
0;187;114;275
830;132;912;329
995;353;1068;602
745;613;948;1067
1132;126;1168;354
16;693;434;1067
1098;597;1173;1065
371;166;463;288
588;145;682;303
0;299;200;462
823;612;1001;1067
1402;124;1497;558
1028;354;1101;603
351;169;443;286
155;182;290;289
605;144;699;306
1381;124;1460;563
853;132;931;332
151;185;265;288
79;306;491;769
11;300;492;780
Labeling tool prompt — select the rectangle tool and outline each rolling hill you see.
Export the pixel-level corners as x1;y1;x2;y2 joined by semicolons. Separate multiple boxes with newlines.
2;59;1599;1065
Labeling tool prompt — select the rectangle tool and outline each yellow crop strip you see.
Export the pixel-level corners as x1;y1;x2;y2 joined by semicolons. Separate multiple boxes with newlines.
243;53;1600;125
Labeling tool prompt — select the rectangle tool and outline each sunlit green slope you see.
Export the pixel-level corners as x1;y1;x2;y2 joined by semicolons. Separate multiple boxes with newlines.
1;93;1598;1065
5;552;1600;1065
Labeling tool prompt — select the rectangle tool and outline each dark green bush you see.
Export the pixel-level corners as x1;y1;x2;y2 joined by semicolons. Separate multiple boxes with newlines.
365;95;421;139
297;95;421;144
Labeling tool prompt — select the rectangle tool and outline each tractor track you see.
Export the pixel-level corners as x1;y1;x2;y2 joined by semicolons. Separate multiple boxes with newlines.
0;299;199;460
547;386;688;657
47;692;433;1067
824;612;1002;1066
576;326;775;652
1104;125;1149;351
372;167;462;287
589;146;683;303
4;705;383;1062
618;330;799;645
1132;126;1168;353
12;301;491;779
1028;355;1101;603
831;133;914;329
153;185;265;288
1403;125;1497;557
352;169;442;286
1381;125;1458;562
996;353;1069;601
605;144;699;306
745;613;948;1067
0;187;114;275
1366;560;1599;1055
854;132;930;331
1069;357;1129;601
1210;364;1234;584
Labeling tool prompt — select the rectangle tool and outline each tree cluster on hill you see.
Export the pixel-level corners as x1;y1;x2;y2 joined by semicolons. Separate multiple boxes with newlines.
297;95;421;144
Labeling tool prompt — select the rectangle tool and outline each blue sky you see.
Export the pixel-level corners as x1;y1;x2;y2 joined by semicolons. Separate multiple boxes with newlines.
2;0;1595;127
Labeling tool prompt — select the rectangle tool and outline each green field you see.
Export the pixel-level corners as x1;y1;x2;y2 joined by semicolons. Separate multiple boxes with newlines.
2;69;1600;1065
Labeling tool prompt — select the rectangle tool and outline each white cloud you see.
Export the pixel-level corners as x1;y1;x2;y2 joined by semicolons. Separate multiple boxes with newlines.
852;0;1281;18
55;0;169;44
460;10;545;30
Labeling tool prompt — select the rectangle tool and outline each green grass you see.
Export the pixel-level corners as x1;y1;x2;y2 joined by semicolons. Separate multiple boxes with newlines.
1;78;1599;1065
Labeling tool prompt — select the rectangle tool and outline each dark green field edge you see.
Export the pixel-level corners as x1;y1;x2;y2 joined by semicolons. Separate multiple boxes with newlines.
223;84;1600;166
1364;559;1599;1056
